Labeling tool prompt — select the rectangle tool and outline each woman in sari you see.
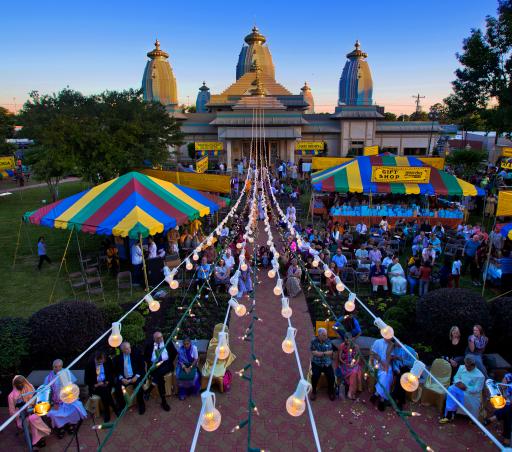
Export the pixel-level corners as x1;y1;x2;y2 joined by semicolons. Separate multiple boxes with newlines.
338;333;363;400
214;259;231;291
388;255;407;295
370;261;388;294
8;375;51;450
286;258;303;298
175;338;201;400
237;264;254;299
202;324;236;389
44;359;87;438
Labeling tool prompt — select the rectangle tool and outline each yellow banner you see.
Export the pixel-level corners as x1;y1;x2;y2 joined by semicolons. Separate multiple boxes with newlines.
371;166;431;183
195;142;223;151
501;147;512;157
497;191;512;216
312;157;353;170
501;159;512;170
139;169;231;194
0;156;15;170
196;156;209;173
363;145;379;156
295;141;325;151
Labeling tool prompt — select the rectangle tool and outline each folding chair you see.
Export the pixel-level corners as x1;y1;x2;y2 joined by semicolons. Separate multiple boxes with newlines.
117;271;133;299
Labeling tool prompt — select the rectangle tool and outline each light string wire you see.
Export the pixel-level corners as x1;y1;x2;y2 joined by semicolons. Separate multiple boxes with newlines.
190;109;258;451
263;163;505;451
267;195;432;450
258;110;322;452
98;192;255;449
0;159;252;434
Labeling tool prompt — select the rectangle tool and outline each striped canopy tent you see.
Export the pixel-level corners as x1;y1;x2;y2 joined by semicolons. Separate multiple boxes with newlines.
0;169;14;179
312;154;484;196
23;171;227;239
500;223;512;240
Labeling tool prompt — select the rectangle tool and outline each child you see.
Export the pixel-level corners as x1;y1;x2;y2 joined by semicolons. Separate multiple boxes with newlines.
451;251;462;288
419;260;432;296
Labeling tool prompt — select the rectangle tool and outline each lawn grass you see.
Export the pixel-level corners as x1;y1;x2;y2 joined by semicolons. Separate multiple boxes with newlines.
0;181;145;318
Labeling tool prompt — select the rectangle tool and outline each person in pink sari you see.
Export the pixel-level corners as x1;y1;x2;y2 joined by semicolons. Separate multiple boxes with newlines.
337;333;363;400
8;375;51;450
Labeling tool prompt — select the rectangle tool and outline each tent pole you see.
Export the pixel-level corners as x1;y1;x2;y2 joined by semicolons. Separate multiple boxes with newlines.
24;222;34;256
75;227;85;275
139;233;149;292
49;227;74;304
12;218;23;269
481;215;497;297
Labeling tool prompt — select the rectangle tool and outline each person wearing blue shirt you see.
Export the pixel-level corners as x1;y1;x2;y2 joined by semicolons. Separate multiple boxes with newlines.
390;341;418;410
463;234;482;285
331;249;347;271
37;236;52;270
334;313;361;340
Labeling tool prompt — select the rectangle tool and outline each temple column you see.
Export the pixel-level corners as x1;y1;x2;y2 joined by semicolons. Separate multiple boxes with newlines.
226;140;232;171
287;139;296;163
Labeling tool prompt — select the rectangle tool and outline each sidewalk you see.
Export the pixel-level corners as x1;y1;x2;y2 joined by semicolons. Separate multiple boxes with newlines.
0;177;80;194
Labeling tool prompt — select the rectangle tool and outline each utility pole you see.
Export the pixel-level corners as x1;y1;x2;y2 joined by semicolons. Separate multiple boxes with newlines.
412;93;425;114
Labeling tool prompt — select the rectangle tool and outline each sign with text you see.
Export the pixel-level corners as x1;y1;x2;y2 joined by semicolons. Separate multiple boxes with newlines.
501;158;512;170
195;156;209;173
501;147;512;157
295;141;324;151
371;166;431;183
0;156;15;170
363;145;379;156
194;142;223;151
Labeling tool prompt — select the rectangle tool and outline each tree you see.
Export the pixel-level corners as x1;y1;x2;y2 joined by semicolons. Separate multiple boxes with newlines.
429;103;449;123
19;88;184;191
446;1;512;140
0;106;17;154
409;110;429;121
446;148;487;179
397;114;410;122
383;112;397;121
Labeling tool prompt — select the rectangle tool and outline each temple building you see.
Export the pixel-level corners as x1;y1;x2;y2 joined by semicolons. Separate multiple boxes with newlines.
142;29;441;169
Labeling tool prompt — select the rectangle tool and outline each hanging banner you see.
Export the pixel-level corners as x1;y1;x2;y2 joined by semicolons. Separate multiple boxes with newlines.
363;145;379;156
0;156;15;170
501;158;512;170
295;150;320;156
194;142;223;151
140;169;230;194
496;191;512;216
417;157;445;170
196;156;209;173
371;166;431;183
295;141;324;151
196;150;220;157
312;157;353;170
501;147;512;157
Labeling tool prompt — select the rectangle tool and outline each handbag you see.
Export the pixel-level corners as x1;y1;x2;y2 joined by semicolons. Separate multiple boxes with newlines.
178;366;197;381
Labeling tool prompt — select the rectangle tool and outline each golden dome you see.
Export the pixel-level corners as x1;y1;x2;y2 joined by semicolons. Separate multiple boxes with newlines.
346;40;367;59
245;26;266;45
147;39;169;59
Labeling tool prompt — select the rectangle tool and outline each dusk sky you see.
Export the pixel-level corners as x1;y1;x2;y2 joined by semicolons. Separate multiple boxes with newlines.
1;0;498;114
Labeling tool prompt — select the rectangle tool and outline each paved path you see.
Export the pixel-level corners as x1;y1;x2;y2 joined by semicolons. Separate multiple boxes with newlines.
0;177;80;194
0;222;500;451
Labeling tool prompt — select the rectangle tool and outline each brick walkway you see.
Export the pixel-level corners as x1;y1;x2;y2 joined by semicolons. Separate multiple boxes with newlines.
0;222;500;451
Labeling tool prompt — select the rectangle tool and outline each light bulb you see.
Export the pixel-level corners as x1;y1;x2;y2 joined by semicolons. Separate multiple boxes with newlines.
241;263;248;271
312;258;319;268
267;240;272;246
286;379;311;417
170;279;179;289
268;269;276;279
58;370;80;404
200;391;222;432
229;285;239;297
374;318;394;340
335;276;345;292
236;242;243;249
486;379;507;409
345;293;356;312
229;298;246;317
34;387;51;416
400;361;425;392
281;297;293;318
185;259;193;270
323;264;332;278
192;252;199;261
282;327;297;354
273;280;283;296
145;294;160;312
248;236;254;243
108;322;123;348
216;332;230;360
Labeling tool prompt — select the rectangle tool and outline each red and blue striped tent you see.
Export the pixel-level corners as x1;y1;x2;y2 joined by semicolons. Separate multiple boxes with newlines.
23;171;227;239
312;154;484;196
500;223;512;240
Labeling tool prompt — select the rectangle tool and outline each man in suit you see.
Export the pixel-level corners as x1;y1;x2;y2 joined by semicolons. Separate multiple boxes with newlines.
84;350;118;422
144;331;177;411
113;342;146;415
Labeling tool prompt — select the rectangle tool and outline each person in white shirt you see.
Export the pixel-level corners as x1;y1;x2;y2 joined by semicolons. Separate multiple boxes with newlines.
356;223;368;235
221;226;229;237
379;217;389;232
148;237;157;259
286;204;296;224
131;243;143;286
223;248;236;271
